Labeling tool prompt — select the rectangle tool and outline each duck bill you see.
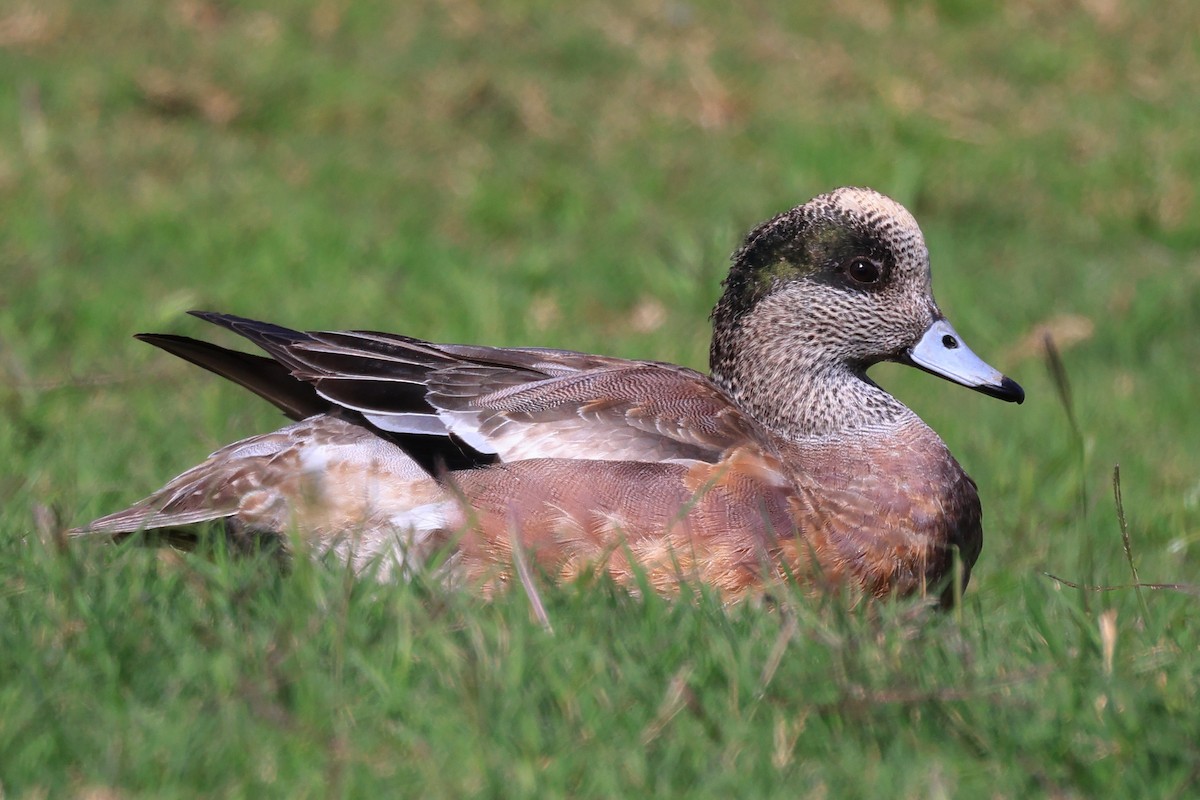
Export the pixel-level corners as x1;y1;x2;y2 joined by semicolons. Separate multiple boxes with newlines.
904;318;1024;403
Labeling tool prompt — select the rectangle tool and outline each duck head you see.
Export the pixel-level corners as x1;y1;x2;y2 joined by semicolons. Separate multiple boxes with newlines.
710;187;1023;438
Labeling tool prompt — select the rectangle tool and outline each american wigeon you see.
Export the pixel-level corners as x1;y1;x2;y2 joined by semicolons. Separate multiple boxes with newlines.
75;187;1023;604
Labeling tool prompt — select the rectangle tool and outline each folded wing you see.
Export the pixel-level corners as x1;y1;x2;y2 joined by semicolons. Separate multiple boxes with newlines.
186;311;769;467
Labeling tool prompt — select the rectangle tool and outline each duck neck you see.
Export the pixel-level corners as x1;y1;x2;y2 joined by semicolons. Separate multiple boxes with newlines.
710;336;915;441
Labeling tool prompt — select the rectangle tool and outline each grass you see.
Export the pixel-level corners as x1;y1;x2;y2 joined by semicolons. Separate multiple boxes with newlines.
2;0;1199;795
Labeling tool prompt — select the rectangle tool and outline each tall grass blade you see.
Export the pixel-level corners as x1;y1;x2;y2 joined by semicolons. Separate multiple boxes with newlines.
1112;465;1148;619
1043;332;1092;605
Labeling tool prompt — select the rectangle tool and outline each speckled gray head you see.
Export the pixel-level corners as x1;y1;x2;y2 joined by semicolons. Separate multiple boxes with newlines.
710;187;1022;435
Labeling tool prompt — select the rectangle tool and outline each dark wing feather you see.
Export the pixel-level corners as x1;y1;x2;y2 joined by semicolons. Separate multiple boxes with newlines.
145;317;488;472
136;334;328;421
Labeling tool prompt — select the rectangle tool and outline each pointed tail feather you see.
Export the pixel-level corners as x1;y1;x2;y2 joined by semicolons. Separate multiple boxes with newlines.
72;503;238;536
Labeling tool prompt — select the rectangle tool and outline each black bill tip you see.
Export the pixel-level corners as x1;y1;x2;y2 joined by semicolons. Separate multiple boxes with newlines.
976;375;1025;404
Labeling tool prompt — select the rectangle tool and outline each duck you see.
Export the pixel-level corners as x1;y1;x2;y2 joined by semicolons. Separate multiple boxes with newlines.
74;187;1023;605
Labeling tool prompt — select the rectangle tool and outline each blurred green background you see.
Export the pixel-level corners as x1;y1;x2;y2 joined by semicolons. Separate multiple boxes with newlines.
2;0;1198;795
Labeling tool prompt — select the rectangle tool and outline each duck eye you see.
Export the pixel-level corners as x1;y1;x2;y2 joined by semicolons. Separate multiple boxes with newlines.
845;257;883;285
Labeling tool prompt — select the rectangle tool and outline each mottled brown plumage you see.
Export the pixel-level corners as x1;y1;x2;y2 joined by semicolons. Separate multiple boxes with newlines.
74;187;1023;604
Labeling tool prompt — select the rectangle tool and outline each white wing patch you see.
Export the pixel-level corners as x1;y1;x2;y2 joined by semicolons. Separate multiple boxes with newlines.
362;411;450;437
